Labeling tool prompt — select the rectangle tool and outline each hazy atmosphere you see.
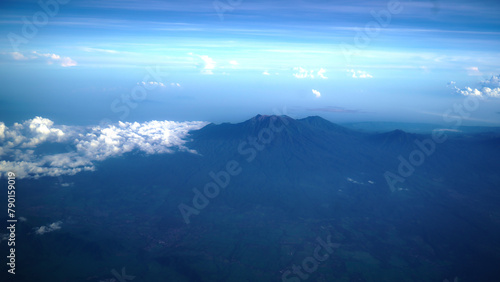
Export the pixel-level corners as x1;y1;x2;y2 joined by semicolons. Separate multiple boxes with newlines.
1;0;500;281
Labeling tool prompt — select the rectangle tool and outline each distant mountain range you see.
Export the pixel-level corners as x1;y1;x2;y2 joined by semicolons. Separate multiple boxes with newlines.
188;114;500;197
342;121;500;134
3;115;500;281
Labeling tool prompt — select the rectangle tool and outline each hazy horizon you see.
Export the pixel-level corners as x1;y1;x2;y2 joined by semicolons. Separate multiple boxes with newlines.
1;0;500;126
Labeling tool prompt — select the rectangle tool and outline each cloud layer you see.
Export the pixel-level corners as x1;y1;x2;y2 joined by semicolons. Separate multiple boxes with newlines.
452;74;500;98
0;117;208;179
293;67;327;79
348;69;373;79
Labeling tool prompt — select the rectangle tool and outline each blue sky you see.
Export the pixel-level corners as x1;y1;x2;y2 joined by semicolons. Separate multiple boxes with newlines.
1;0;500;125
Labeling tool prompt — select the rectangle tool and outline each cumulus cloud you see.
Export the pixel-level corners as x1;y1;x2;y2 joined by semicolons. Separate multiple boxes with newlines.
0;118;208;179
456;87;485;97
480;74;500;88
293;67;312;78
312;89;321;98
348;69;373;79
317;68;328;79
262;70;270;75
199;55;216;74
35;221;62;235
6;51;77;67
0;117;68;151
33;51;77;67
452;75;500;98
293;67;327;79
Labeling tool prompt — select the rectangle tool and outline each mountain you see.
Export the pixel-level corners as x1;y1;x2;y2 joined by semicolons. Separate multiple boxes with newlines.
368;129;422;152
3;115;500;281
342;121;500;134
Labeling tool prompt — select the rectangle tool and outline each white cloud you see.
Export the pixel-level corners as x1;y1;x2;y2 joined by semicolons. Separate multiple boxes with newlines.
348;69;373;79
456;86;500;98
456;86;484;96
139;81;165;87
61;57;77;67
10;51;78;67
293;67;327;79
480;74;500;88
0;118;208;179
483;87;500;97
317;68;328;79
466;66;482;76
312;89;321;98
262;70;270;75
452;75;500;98
293;67;314;79
199;55;216;75
0;122;5;139
11;52;27;60
24;117;66;147
0;117;68;151
229;60;238;66
34;52;60;60
35;221;62;235
347;177;362;184
138;81;181;88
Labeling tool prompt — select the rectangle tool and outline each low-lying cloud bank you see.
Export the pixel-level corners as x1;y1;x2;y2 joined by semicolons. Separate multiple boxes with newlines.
0;117;208;179
452;74;500;98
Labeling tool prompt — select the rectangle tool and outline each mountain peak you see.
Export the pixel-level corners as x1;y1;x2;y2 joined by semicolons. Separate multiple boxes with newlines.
298;115;353;135
250;114;291;122
369;128;420;151
375;129;416;140
244;115;294;129
386;129;413;139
